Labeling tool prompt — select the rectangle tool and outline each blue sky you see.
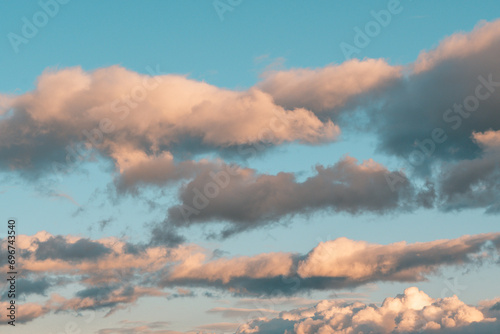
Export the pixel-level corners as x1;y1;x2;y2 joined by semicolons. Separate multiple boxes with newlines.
1;1;500;333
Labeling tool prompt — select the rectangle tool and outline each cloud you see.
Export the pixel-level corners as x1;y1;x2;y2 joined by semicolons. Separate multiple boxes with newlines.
366;20;500;169
195;322;241;332
14;277;52;298
97;217;113;231
114;152;216;194
5;231;186;277
235;287;497;334
0;276;56;303
97;320;241;334
0;285;168;325
47;191;81;206
0;301;50;324
207;307;279;318
413;20;500;73
50;285;168;315
0;65;338;179
162;233;500;295
97;327;179;334
437;130;500;212
259;58;401;113
34;235;112;262
163;156;426;237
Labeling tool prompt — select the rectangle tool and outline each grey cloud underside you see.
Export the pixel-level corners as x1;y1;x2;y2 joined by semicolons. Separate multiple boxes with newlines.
161;276;418;296
438;152;500;213
74;285;147;311
75;285;118;299
418;321;500;334
159;157;428;239
1;277;52;301
149;224;186;247
160;234;500;295
358;39;500;209
371;58;500;164
34;236;112;261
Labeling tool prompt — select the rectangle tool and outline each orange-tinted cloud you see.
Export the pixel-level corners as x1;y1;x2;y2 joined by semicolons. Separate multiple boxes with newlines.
236;287;497;334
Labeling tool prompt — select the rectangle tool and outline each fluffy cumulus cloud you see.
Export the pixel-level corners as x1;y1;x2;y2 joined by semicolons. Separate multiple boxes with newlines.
2;232;500;324
236;287;498;334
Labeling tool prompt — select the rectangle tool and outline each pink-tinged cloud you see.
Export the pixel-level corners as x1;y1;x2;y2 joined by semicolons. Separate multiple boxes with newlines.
236;287;497;334
162;233;500;294
473;130;500;150
413;20;500;73
207;307;280;318
168;251;294;284
0;65;338;176
259;58;401;112
0;301;49;324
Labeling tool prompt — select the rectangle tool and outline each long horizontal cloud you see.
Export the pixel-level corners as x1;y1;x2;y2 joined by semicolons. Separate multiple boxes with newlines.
235;287;499;334
162;233;500;294
0;286;167;324
2;232;500;324
162;156;427;238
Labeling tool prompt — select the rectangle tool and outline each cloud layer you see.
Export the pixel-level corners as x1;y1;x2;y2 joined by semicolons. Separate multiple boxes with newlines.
3;231;500;324
2;20;500;242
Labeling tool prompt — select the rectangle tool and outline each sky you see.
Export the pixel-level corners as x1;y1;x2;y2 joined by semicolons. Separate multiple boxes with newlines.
1;1;500;333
